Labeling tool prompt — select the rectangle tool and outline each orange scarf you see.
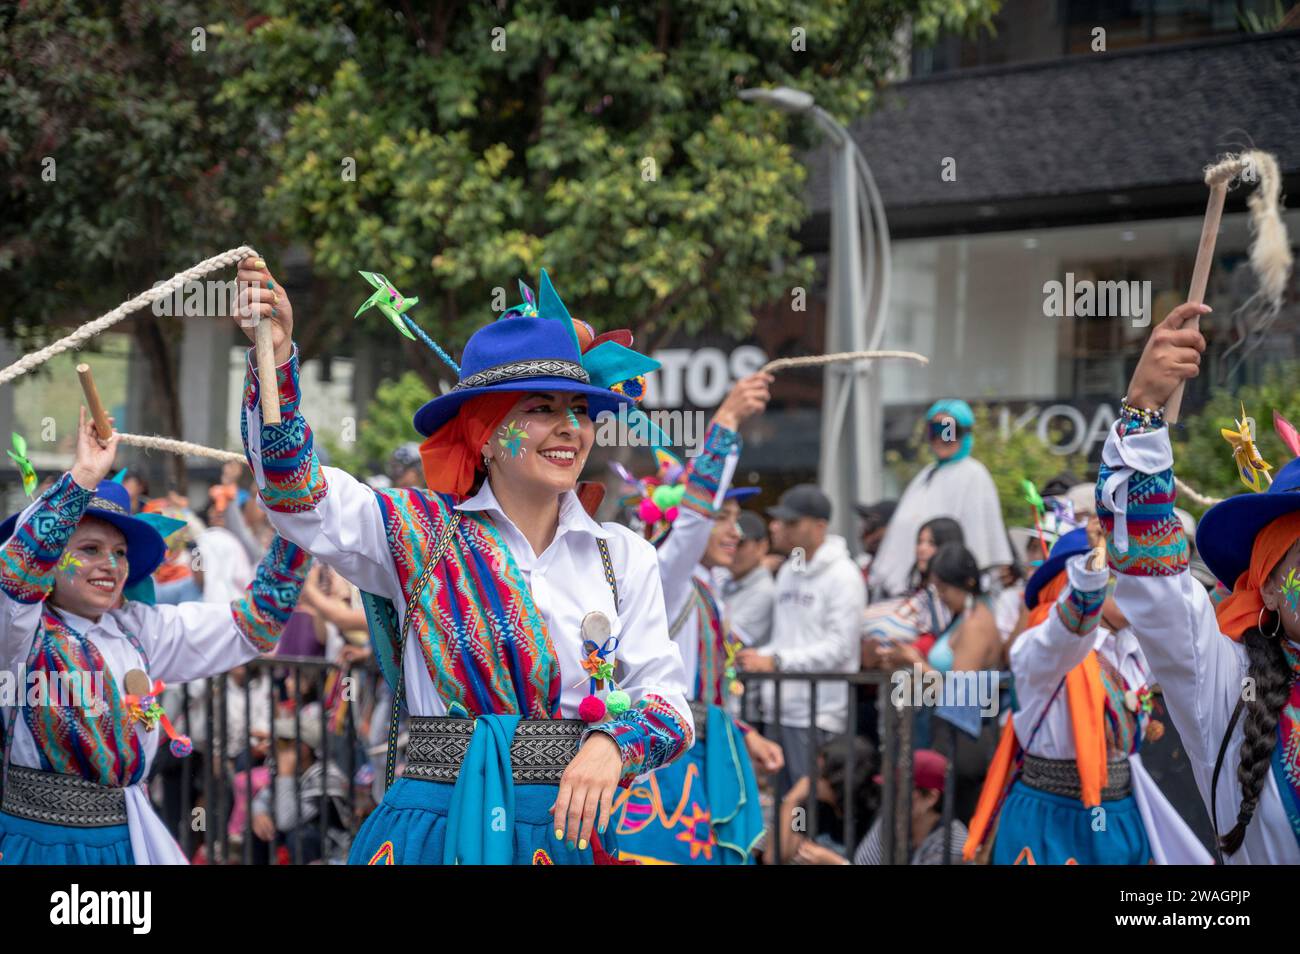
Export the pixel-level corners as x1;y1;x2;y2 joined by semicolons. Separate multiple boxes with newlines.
1214;511;1300;639
964;570;1108;860
419;393;521;497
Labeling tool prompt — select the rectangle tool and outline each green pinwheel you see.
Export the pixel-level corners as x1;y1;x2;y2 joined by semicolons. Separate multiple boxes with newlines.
355;271;419;340
8;433;37;497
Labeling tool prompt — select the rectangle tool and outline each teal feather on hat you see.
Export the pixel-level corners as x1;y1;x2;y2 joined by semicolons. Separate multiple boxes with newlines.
536;269;584;355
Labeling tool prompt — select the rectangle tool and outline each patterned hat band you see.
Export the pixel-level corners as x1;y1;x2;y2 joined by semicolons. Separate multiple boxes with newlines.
453;358;589;391
87;498;129;516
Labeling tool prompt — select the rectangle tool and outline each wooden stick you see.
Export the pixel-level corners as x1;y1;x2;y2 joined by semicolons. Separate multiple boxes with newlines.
76;363;113;441
255;317;281;425
1165;163;1239;424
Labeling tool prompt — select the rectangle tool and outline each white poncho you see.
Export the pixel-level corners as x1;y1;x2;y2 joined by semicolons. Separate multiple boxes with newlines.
869;455;1013;598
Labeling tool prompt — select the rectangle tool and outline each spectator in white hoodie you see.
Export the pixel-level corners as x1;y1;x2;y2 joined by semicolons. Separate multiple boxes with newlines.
738;484;866;789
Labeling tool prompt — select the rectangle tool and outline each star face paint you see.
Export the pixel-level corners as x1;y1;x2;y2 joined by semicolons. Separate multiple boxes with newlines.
497;419;529;458
57;552;83;577
1282;568;1300;619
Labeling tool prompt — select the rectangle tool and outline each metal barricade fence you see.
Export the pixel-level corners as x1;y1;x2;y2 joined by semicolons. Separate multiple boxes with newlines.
174;660;974;864
735;669;987;865
166;655;379;865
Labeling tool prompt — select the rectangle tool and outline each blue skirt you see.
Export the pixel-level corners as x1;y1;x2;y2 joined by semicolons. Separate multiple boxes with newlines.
612;706;763;865
991;780;1152;865
348;777;621;865
0;810;134;865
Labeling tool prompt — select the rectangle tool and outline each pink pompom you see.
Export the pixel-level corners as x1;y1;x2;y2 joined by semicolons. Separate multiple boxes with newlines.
663;506;679;523
578;695;607;723
638;499;662;523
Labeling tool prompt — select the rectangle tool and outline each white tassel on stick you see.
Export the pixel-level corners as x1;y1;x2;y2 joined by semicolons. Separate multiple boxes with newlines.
1166;151;1293;422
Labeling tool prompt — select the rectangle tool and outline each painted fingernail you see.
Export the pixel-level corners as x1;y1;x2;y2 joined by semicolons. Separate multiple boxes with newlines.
577;838;587;851
254;259;266;268
267;280;275;290
272;308;278;317
554;828;563;840
598;821;607;834
274;293;281;304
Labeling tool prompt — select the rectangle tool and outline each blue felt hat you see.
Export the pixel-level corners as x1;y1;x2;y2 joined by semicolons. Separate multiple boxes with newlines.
1024;527;1091;609
412;317;633;437
0;480;168;586
1197;456;1300;589
725;487;760;502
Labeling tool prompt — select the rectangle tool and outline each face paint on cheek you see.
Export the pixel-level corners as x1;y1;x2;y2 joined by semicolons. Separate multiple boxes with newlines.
56;553;83;578
1281;568;1300;619
497;419;529;458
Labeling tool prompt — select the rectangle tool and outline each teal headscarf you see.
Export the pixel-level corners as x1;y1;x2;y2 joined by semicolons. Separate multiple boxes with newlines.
925;398;974;465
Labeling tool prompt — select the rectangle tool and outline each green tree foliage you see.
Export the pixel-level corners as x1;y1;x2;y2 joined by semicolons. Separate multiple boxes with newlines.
1172;362;1300;516
214;0;997;361
1;1;267;483
886;403;1088;528
322;370;429;475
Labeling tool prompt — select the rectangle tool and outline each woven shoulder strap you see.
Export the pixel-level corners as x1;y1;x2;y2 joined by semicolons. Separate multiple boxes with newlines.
596;537;619;612
385;512;460;789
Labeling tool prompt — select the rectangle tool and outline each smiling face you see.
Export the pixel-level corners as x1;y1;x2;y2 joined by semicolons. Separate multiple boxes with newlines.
702;501;742;569
483;391;594;498
1262;538;1300;641
50;516;129;621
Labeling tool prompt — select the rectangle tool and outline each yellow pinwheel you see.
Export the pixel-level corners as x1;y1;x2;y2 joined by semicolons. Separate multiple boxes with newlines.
1221;403;1273;493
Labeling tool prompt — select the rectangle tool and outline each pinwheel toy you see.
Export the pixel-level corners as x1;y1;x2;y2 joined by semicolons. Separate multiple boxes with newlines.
8;432;37;497
1221;403;1273;492
1021;478;1051;560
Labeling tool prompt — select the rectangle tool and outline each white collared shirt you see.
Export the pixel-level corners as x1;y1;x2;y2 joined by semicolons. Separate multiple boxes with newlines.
250;464;691;729
1;586;267;864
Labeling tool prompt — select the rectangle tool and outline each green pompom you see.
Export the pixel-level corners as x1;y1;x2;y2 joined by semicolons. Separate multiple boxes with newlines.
605;690;631;716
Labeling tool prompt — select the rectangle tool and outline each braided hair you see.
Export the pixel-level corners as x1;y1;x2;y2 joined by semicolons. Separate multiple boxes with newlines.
1220;619;1290;854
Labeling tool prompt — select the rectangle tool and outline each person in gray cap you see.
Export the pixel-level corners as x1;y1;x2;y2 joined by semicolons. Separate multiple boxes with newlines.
719;510;775;648
738;484;866;788
387;442;424;489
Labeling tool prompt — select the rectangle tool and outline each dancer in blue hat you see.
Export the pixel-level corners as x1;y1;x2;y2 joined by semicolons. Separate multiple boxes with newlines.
964;525;1210;864
608;376;783;864
232;257;692;865
0;409;310;864
1097;301;1300;863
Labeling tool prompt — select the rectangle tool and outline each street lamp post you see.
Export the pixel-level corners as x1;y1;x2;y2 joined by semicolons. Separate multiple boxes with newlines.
739;86;893;550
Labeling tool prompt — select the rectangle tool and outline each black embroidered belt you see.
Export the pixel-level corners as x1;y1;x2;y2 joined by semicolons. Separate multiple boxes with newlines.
402;716;585;785
1;764;128;828
1021;754;1132;801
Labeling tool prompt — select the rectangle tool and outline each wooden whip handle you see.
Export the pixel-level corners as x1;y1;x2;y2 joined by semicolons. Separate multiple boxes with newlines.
1165;181;1228;424
255;317;282;426
76;363;113;441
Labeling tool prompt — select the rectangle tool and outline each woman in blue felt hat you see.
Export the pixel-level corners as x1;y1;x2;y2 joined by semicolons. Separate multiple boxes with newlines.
867;399;1013;600
0;409;310;864
231;257;693;865
963;524;1210;865
1096;301;1300;864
